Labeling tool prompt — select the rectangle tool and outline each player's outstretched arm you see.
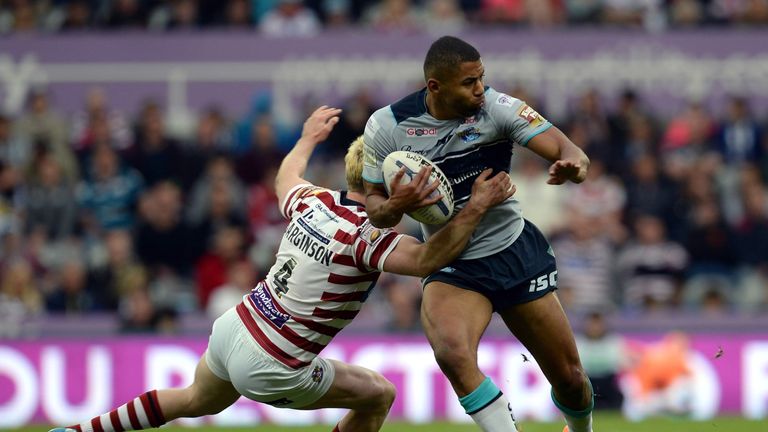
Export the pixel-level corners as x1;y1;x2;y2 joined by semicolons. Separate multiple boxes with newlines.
382;169;515;277
526;126;590;185
363;166;442;228
274;105;341;201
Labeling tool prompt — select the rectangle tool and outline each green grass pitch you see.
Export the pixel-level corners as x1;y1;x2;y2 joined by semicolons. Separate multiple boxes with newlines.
9;413;766;432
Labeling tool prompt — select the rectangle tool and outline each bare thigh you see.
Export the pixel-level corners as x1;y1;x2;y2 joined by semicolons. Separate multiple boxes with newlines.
498;291;583;388
421;281;494;395
300;360;394;410
190;356;242;412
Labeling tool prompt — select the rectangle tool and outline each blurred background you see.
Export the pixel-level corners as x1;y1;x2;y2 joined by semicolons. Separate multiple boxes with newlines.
0;0;768;428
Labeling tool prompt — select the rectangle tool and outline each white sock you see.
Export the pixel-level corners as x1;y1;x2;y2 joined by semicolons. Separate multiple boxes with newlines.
469;394;519;432
460;377;518;432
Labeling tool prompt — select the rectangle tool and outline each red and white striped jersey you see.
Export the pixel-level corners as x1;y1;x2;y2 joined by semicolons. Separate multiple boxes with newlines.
237;183;404;369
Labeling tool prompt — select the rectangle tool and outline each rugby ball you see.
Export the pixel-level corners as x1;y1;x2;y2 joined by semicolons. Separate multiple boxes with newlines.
382;151;454;225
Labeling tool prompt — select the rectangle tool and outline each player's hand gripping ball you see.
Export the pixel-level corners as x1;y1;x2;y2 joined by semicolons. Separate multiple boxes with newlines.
382;151;454;225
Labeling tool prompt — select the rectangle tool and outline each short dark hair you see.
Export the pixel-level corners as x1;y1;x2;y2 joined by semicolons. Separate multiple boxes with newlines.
423;36;481;82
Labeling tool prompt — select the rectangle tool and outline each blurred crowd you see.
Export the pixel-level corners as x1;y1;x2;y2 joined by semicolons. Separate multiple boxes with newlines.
0;81;766;338
0;0;767;36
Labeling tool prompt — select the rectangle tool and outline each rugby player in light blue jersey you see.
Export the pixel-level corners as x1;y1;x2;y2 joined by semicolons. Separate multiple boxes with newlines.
362;36;593;432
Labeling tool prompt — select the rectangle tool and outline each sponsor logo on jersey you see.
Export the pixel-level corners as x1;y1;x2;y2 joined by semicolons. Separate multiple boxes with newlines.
457;126;481;143
496;94;514;107
285;220;334;266
250;284;290;328
400;145;428;154
406;127;437;137
360;224;382;245
363;143;377;168
311;365;324;383
517;104;546;128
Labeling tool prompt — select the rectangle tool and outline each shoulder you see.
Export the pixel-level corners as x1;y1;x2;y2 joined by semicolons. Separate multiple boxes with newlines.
390;88;428;124
483;87;524;113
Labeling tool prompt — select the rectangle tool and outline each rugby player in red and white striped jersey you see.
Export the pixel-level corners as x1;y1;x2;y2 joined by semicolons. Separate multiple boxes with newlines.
50;106;515;432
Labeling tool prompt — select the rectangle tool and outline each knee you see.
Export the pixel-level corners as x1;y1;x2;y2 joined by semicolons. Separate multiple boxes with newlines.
552;365;590;397
368;374;396;411
432;339;474;374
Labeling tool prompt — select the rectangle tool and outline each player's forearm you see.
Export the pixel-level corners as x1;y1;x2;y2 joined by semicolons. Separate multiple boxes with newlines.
365;193;404;228
275;138;318;189
415;202;485;273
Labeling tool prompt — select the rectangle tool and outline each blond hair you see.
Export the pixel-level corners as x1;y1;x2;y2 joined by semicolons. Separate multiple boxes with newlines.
345;135;365;192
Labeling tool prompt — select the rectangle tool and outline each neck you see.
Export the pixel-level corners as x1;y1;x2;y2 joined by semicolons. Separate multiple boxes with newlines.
425;92;456;121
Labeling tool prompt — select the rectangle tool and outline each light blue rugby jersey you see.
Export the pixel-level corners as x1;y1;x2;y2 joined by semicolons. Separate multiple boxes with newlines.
362;86;552;260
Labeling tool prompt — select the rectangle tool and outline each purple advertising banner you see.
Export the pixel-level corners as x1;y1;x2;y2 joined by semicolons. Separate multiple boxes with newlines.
1;333;767;427
1;31;767;121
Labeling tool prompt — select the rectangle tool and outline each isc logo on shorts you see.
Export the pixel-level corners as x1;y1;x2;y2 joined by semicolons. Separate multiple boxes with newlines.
528;270;557;293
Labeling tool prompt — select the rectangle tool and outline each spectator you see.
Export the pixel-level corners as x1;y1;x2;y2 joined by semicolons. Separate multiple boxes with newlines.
607;89;651;172
127;101;183;186
235;114;285;184
59;0;93;31
119;287;157;333
135;181;199;275
552;211;616;312
682;198;738;307
575;311;625;410
0;258;42;338
105;0;148;28
363;0;422;32
383;275;422;332
716;96;762;166
20;152;78;240
423;0;466;34
70;87;133;158
566;0;602;24
0;114;30;169
508;151;567;236
478;0;525;24
617;214;688;311
661;101;717;169
624;154;678;224
166;0;200;30
206;259;256;318
322;0;351;28
45;259;94;314
78;144;144;233
734;182;768;311
323;89;376;160
195;225;247;309
259;0;321;37
223;0;253;27
88;229;147;311
179;107;231;191
186;156;248;239
15;89;79;182
567;89;611;165
622;332;695;420
564;160;628;243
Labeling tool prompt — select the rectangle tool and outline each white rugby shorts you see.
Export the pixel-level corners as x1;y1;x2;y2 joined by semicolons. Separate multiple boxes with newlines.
205;306;336;408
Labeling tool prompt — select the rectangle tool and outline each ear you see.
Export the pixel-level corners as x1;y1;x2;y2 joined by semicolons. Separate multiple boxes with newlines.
426;78;440;93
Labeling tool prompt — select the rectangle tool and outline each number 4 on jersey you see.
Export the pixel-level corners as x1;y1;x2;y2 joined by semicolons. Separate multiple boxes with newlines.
273;258;297;298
